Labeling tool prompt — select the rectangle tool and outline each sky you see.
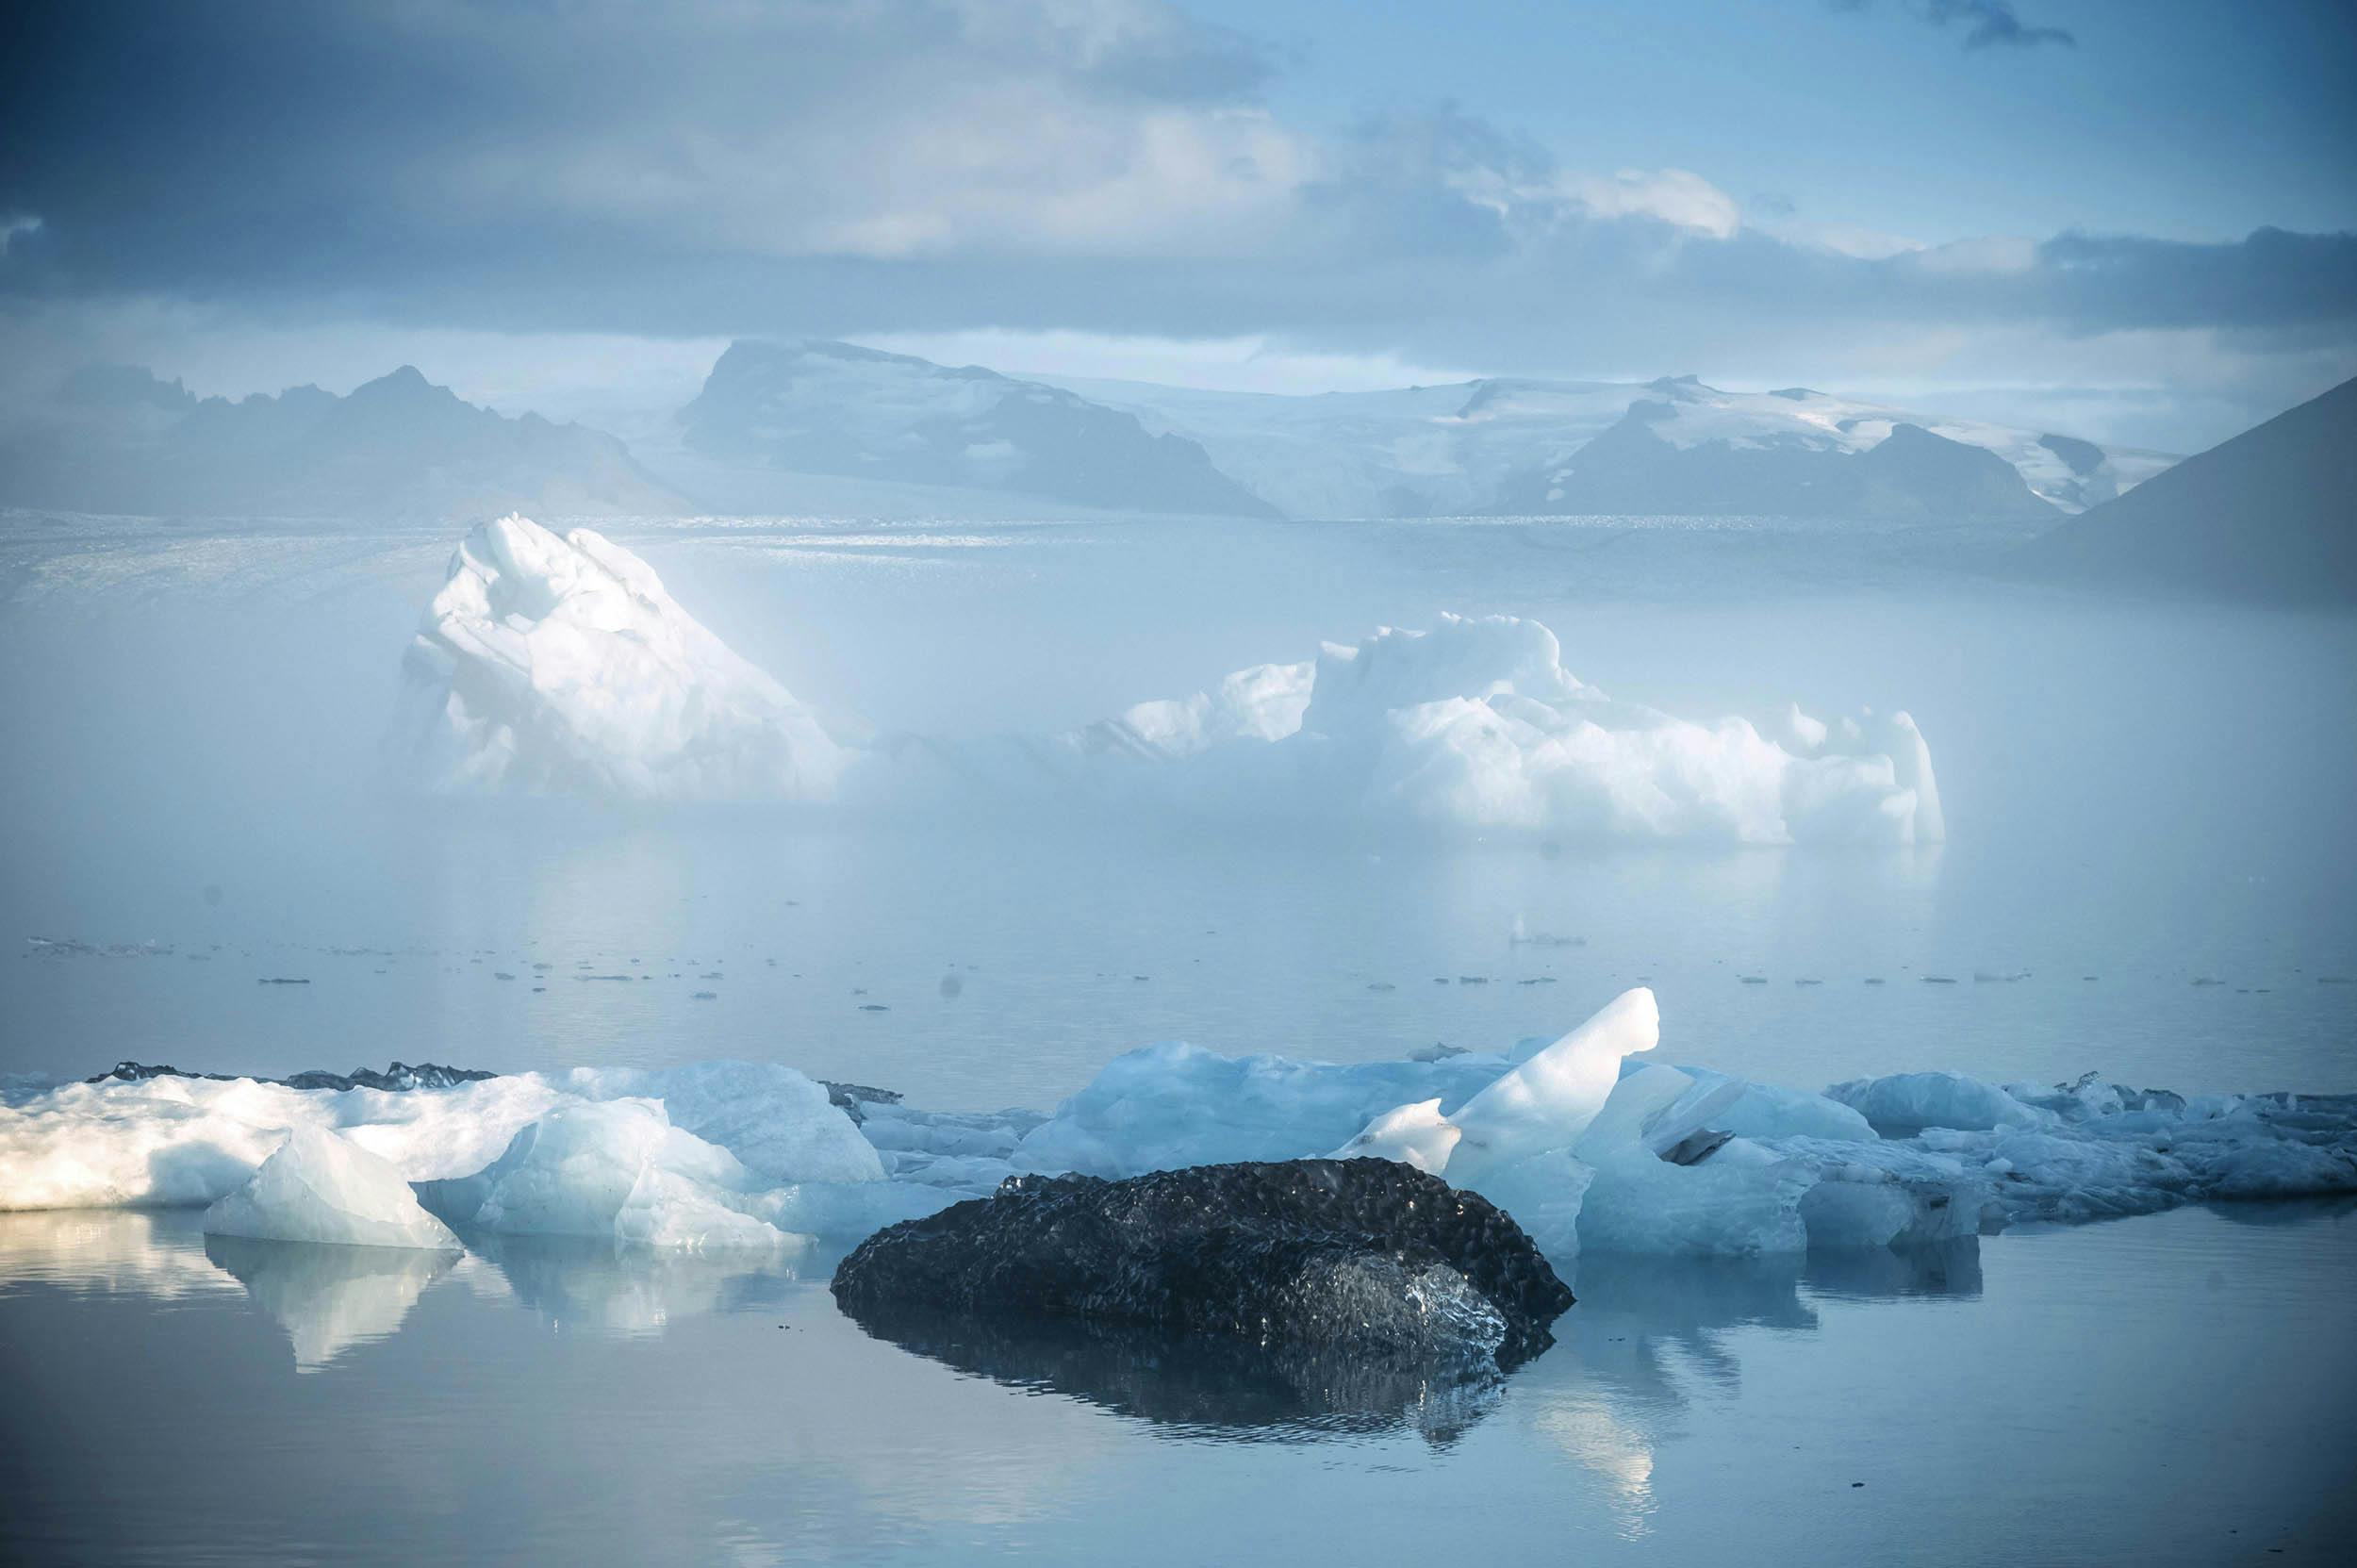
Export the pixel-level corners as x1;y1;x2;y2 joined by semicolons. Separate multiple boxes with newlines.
2;0;2352;450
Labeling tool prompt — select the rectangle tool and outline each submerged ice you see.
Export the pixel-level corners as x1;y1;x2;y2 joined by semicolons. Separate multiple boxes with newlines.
7;992;2349;1264
392;519;1941;845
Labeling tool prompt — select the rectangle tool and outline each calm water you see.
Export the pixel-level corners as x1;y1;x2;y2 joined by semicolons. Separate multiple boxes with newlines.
2;514;2354;1562
2;1204;2353;1564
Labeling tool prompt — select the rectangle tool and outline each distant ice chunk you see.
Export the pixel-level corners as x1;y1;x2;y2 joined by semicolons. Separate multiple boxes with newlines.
398;514;846;801
203;1127;460;1250
1826;1072;2053;1137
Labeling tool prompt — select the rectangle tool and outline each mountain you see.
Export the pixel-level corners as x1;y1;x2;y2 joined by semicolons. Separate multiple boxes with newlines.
1488;389;2054;521
2026;376;2357;603
676;339;1278;518
1;366;686;520
1050;371;2173;521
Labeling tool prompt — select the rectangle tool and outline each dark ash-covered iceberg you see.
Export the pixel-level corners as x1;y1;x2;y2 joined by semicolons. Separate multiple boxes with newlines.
830;1158;1573;1362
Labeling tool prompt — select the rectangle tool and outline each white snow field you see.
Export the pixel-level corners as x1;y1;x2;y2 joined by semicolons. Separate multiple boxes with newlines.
1045;370;2177;518
396;520;1942;844
398;514;848;801
7;991;2349;1259
202;1126;460;1249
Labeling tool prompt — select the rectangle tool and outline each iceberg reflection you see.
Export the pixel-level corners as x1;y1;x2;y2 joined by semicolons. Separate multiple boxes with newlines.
465;1231;810;1334
203;1233;457;1372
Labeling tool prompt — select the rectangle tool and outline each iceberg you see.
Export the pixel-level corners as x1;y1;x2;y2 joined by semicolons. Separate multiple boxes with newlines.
1442;986;1660;1186
203;1126;461;1250
417;1101;800;1250
12;997;2348;1263
398;514;846;801
1039;616;1946;846
0;1058;883;1238
387;525;1943;847
1003;989;2353;1258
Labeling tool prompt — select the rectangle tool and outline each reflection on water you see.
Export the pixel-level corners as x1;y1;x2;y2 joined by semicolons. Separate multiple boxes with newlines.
464;1230;811;1334
4;1207;2354;1564
837;1300;1507;1446
0;1208;246;1299
204;1233;458;1372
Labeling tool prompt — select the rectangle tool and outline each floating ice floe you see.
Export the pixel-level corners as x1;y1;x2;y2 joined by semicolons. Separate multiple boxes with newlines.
389;520;1941;844
398;514;847;801
9;992;2348;1259
0;1060;895;1246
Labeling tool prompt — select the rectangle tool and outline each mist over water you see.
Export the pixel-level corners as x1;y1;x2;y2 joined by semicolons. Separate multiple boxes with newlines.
5;516;2351;1104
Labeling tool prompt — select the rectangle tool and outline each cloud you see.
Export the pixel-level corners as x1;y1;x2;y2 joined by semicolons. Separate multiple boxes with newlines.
0;0;2347;436
1833;1;2074;51
0;214;39;256
1558;170;1742;241
1925;1;2075;50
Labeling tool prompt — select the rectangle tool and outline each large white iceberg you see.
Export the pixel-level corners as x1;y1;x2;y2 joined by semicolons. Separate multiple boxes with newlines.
388;522;1940;845
399;514;846;800
203;1126;460;1250
971;615;1945;846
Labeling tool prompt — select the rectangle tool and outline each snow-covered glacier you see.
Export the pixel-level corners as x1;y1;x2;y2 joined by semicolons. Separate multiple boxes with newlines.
7;992;2349;1262
396;519;1941;845
397;514;847;800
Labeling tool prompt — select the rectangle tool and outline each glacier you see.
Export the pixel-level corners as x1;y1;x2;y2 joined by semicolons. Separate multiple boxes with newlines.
6;992;2350;1263
395;520;1943;845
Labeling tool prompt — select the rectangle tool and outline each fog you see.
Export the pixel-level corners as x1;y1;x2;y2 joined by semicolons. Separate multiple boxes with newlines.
6;515;2351;1110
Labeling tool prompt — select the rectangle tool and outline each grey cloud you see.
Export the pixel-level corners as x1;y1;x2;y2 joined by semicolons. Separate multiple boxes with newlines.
2;0;2344;383
1832;1;2075;51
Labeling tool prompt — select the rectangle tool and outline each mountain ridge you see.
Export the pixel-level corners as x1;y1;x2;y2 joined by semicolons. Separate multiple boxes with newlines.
1;365;685;520
2026;375;2356;603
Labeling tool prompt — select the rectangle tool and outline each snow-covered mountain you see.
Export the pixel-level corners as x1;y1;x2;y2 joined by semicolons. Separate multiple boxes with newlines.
0;365;686;520
2028;375;2356;603
675;339;1277;518
1051;371;2176;520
